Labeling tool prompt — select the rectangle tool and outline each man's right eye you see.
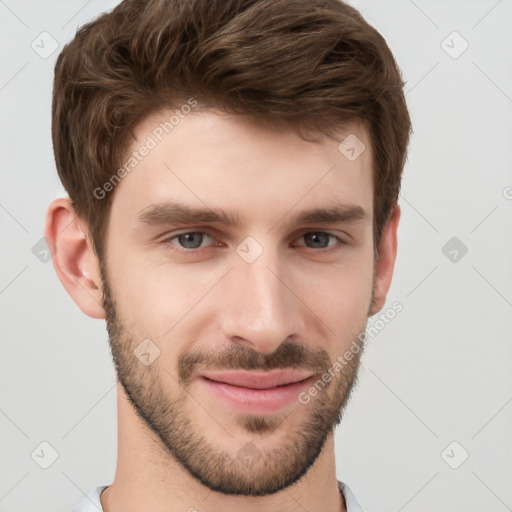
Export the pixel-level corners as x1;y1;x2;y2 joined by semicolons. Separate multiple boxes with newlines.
163;230;219;252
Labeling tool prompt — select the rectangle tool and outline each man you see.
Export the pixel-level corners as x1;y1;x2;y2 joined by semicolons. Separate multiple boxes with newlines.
45;0;411;510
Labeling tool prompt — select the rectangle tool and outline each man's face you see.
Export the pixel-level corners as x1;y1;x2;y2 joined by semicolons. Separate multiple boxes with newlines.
100;110;375;496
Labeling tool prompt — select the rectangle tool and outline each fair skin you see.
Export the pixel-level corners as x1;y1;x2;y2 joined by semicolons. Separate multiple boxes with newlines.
45;110;400;512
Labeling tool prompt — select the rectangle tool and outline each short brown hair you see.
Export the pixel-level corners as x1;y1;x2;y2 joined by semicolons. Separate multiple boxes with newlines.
52;0;411;261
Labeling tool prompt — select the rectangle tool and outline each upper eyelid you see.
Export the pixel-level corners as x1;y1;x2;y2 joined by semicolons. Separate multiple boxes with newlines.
165;229;217;242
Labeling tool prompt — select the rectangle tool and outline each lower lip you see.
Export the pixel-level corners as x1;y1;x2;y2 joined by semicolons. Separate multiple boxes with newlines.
199;376;314;414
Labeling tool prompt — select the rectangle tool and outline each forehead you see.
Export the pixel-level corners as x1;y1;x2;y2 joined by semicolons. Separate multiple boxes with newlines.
110;109;374;228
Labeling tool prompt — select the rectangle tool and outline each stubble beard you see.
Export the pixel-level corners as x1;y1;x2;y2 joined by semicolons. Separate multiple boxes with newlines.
100;262;369;496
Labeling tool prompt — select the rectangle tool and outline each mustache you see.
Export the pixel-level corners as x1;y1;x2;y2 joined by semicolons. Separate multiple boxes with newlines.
178;341;332;385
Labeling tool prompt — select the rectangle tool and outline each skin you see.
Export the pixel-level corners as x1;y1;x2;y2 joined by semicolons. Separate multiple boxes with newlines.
45;109;400;512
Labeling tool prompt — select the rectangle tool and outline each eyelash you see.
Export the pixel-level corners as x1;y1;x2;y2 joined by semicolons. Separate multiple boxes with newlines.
162;229;347;254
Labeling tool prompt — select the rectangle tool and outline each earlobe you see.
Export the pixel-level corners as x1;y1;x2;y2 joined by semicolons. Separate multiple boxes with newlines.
44;197;106;319
369;204;401;316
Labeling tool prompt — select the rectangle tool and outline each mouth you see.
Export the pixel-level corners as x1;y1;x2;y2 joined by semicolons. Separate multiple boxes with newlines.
200;369;314;389
197;369;315;413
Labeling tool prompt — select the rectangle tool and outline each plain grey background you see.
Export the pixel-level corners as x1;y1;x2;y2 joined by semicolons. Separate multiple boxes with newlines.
1;1;511;511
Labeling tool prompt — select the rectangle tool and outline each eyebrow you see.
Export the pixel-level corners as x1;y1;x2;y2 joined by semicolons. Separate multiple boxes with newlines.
135;200;369;229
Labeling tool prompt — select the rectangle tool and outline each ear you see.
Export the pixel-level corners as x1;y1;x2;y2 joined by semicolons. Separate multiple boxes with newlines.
44;197;106;319
369;204;400;316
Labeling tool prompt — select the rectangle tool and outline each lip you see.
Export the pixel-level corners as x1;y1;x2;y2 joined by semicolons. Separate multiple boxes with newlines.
200;369;314;389
198;369;315;414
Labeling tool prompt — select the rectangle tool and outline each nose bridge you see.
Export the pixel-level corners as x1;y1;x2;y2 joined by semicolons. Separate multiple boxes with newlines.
220;243;302;353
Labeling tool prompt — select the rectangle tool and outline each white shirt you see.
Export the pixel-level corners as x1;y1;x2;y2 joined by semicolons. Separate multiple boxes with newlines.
72;480;365;511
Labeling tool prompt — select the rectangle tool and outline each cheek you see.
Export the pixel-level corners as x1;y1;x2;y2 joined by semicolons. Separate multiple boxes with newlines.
296;250;374;328
305;270;372;324
107;224;375;342
108;249;220;340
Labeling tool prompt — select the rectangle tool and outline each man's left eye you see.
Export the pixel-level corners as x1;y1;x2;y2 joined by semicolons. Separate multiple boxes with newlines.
294;232;344;250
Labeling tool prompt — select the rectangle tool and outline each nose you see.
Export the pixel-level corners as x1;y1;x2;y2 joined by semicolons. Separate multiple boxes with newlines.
219;249;305;355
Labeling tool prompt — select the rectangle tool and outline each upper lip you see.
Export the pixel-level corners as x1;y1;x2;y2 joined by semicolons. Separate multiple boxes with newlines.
200;369;314;389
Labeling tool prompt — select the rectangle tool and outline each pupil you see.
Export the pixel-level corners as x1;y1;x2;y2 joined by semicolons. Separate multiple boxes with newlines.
305;232;329;248
179;232;203;249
